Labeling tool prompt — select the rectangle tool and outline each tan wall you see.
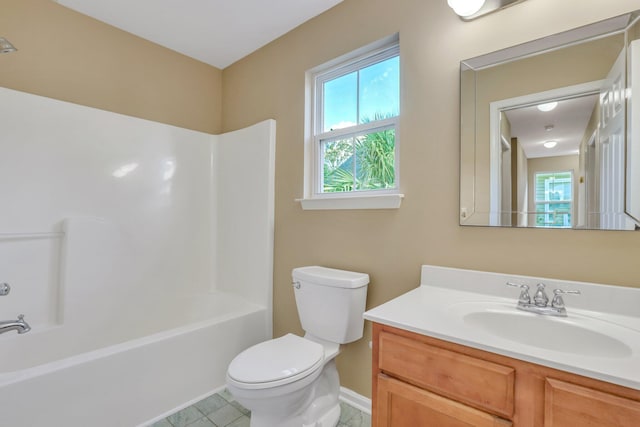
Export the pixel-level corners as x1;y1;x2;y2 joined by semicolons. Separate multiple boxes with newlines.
0;0;222;133
222;0;640;397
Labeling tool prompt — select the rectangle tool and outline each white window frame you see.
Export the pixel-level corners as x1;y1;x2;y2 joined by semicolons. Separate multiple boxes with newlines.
299;34;403;210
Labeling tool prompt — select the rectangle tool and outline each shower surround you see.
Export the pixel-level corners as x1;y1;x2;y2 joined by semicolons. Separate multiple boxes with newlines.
0;87;275;426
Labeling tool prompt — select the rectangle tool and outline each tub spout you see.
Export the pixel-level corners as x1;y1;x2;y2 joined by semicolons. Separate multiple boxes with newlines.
0;314;31;335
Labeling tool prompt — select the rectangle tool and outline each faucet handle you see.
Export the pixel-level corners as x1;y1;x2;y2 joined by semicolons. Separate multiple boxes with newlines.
506;282;531;305
551;289;581;309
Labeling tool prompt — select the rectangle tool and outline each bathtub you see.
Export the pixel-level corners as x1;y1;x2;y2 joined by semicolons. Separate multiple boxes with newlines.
0;291;268;427
0;90;275;426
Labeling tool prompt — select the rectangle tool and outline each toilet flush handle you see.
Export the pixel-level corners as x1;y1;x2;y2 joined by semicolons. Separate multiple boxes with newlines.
292;281;301;289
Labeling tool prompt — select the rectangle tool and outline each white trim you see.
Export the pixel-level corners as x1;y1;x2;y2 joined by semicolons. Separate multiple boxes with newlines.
298;193;404;210
627;39;640;225
339;386;372;415
316;117;398;142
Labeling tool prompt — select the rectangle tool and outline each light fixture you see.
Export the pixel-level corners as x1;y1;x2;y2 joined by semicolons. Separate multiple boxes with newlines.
448;0;527;21
0;37;18;54
543;141;558;149
447;0;486;17
537;102;558;112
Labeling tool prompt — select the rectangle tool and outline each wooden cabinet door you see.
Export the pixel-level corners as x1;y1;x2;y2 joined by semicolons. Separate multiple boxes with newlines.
377;374;512;427
378;331;515;418
545;378;640;427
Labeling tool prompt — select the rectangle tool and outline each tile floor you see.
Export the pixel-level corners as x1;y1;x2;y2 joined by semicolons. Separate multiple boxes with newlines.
151;389;371;427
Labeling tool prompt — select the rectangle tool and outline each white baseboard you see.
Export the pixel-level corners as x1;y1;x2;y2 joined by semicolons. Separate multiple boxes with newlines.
339;386;372;415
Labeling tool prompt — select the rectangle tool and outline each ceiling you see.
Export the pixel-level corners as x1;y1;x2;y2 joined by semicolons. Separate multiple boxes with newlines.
55;0;344;69
505;94;599;159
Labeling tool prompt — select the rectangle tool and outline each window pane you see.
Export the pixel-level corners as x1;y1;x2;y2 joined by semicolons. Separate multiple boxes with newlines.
534;171;572;228
322;138;355;192
355;129;396;190
359;56;400;123
323;72;357;132
321;128;396;193
535;171;572;202
535;202;572;228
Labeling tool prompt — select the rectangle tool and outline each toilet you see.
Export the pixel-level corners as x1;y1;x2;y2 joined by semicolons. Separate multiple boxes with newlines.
226;266;369;427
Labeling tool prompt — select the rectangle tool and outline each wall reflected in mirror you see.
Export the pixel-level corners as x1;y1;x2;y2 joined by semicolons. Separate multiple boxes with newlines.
460;10;640;230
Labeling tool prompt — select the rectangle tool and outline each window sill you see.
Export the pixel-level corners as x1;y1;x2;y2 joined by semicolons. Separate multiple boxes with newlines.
297;193;404;210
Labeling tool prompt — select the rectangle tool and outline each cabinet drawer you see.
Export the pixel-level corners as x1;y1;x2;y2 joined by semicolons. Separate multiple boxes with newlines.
377;374;512;427
378;331;515;418
545;378;640;427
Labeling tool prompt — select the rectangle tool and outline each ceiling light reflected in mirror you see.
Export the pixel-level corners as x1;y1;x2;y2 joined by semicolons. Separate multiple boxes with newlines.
537;102;558;112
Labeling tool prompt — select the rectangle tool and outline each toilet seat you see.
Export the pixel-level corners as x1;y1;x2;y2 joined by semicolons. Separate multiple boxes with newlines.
227;334;324;390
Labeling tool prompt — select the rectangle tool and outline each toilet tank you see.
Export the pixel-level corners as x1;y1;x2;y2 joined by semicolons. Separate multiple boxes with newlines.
292;266;369;344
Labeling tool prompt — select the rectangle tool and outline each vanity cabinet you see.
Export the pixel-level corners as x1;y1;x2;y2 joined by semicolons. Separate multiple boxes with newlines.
377;375;511;427
544;378;640;426
372;323;640;427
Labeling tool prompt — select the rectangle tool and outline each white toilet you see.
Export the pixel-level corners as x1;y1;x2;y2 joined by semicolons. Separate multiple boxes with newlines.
226;266;369;427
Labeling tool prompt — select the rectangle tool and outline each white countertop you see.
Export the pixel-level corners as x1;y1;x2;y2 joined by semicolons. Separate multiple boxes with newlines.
364;265;640;391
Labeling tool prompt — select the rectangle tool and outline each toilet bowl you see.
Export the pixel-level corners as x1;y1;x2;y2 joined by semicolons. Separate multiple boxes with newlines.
226;266;369;427
227;333;340;427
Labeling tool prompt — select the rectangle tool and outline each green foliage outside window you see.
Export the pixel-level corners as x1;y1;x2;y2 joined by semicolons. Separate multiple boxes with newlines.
322;127;395;193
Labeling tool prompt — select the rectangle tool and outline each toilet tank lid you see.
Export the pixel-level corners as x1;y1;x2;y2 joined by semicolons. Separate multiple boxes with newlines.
292;266;369;289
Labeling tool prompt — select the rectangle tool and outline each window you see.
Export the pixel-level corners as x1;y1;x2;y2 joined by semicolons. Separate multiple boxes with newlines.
534;171;573;228
301;35;402;210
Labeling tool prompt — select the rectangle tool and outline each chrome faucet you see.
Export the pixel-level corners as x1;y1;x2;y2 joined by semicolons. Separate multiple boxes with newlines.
0;314;31;335
533;283;549;307
506;282;580;317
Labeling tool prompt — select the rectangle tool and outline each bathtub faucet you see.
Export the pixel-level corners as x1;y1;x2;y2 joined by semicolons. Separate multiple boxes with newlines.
0;314;31;335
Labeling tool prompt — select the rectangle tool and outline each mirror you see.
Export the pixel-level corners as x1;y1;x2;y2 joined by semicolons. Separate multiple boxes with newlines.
460;10;640;230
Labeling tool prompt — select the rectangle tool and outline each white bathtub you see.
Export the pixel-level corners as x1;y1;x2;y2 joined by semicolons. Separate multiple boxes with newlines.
0;292;268;427
0;90;275;427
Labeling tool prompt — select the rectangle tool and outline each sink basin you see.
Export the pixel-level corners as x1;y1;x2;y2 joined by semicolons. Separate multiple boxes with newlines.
453;304;634;358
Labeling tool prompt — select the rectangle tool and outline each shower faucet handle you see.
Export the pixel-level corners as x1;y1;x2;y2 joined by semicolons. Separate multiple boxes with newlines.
0;283;9;296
